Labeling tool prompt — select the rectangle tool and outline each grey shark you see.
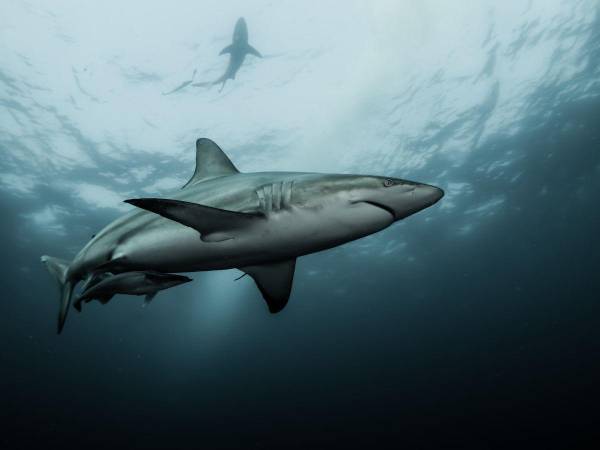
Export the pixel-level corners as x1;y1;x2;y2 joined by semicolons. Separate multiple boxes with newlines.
192;17;262;91
41;138;443;333
73;271;192;311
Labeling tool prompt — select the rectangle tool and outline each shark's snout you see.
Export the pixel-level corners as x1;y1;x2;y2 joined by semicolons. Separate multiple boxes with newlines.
417;184;444;208
366;181;444;221
398;183;444;218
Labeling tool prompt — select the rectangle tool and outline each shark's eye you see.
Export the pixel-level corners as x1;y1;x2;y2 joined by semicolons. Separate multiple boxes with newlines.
383;179;394;187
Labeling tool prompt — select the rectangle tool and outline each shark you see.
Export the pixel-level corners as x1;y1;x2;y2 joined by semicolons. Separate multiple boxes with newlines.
192;17;262;91
41;138;444;333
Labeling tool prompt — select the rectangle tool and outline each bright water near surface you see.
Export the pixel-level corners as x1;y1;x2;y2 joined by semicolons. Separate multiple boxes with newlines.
2;1;599;449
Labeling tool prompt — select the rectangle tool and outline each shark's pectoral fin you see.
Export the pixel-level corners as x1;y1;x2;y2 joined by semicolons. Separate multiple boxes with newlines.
219;44;233;55
239;259;296;313
246;45;262;58
125;198;263;242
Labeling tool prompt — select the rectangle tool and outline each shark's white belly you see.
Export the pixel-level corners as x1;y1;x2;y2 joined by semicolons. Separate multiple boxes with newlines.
113;203;393;272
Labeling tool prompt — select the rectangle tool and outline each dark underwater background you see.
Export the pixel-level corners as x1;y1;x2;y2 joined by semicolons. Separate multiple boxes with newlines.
2;1;599;449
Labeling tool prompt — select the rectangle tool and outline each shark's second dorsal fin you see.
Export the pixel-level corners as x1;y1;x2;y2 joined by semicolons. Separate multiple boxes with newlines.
182;138;240;189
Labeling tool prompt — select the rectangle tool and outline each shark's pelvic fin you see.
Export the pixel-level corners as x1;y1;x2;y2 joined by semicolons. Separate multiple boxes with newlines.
124;198;263;242
41;255;74;333
239;259;296;313
94;256;128;273
182;139;240;189
80;272;110;293
246;45;262;58
219;45;233;55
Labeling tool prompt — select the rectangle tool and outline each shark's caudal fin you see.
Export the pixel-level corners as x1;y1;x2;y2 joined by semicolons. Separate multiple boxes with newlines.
41;256;74;334
181;138;240;188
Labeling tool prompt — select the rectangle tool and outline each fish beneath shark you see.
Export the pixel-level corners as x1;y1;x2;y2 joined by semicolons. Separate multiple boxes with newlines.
73;271;192;311
163;17;262;95
41;138;444;333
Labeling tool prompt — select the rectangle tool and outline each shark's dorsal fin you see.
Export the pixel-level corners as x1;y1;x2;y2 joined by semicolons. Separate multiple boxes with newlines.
239;259;296;313
182;138;240;189
125;198;263;242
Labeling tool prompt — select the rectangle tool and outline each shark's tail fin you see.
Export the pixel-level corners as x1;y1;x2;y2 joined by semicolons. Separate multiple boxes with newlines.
41;255;74;334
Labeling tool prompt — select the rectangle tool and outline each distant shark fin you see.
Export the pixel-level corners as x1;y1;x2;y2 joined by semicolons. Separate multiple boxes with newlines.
246;45;262;58
182;138;240;188
219;44;233;55
239;259;296;313
124;198;263;242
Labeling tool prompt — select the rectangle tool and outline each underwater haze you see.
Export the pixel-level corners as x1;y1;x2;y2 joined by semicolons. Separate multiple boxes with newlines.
2;1;600;448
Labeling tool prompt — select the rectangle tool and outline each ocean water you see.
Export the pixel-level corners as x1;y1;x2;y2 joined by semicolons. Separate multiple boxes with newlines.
2;1;599;448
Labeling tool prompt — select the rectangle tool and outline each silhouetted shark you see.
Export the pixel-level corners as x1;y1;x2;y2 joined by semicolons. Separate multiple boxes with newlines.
193;17;262;91
163;18;262;95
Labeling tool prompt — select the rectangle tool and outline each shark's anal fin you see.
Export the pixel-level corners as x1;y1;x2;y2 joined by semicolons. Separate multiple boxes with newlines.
98;295;114;305
239;259;296;313
182;139;240;188
246;45;262;58
144;292;157;305
219;44;233;55
124;198;263;242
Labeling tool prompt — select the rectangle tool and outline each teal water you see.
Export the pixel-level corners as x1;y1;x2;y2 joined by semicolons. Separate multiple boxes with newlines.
2;1;599;448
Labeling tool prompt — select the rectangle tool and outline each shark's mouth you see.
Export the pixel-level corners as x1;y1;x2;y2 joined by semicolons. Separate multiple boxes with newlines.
359;201;396;220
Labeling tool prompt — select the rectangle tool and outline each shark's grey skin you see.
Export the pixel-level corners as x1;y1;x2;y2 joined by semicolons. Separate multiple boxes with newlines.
73;271;192;311
41;138;443;333
192;17;262;91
